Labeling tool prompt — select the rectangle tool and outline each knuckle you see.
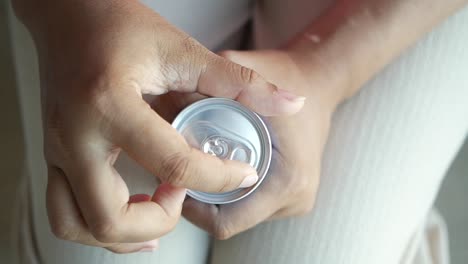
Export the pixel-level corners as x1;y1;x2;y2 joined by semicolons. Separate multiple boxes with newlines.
160;152;191;186
90;219;120;243
239;65;259;85
49;220;80;241
161;34;208;91
180;35;200;54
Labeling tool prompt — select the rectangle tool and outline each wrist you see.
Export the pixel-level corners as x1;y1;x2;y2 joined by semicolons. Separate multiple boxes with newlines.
284;43;350;115
281;0;376;111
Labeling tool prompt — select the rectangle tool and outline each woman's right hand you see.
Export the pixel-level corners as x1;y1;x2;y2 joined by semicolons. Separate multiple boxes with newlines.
13;0;305;253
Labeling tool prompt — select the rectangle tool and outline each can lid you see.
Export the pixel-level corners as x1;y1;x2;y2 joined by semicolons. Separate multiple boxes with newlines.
172;98;272;204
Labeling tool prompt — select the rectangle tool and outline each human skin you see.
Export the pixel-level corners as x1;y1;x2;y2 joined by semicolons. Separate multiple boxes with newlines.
180;0;468;239
11;0;305;253
12;0;468;253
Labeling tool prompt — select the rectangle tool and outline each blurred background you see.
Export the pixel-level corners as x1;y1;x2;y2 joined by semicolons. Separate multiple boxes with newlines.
0;1;467;263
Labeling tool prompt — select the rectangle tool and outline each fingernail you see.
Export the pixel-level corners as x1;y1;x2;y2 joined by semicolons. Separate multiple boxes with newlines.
238;174;259;188
275;88;306;102
138;247;156;253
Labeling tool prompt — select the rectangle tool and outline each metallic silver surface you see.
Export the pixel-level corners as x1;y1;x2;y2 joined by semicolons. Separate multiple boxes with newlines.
172;98;272;204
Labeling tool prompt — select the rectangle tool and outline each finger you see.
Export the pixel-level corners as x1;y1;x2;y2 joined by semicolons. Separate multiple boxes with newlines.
219;50;295;83
64;151;187;243
112;91;259;192
197;53;305;116
182;166;285;240
47;165;107;246
182;193;278;240
46;166;160;252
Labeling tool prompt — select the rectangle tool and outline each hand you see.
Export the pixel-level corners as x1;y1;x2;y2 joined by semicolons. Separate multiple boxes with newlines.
18;1;305;253
177;49;341;239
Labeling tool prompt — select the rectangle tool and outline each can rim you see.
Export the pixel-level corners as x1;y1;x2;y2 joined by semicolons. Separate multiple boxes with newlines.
171;98;272;204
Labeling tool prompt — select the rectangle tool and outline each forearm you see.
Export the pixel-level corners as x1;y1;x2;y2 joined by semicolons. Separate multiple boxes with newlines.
286;0;468;105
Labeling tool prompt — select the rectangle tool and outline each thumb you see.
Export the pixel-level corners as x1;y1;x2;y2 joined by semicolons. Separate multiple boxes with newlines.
196;53;305;117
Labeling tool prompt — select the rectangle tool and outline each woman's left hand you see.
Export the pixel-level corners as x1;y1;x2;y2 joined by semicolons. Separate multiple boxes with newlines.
155;49;343;239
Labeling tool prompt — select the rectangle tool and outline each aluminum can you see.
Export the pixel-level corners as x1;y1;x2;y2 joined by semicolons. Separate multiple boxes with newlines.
172;98;272;204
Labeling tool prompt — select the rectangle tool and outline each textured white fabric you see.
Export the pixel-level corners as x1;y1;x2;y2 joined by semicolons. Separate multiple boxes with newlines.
7;0;468;264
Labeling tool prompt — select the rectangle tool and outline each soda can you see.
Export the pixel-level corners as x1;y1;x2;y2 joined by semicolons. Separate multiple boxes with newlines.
172;98;272;204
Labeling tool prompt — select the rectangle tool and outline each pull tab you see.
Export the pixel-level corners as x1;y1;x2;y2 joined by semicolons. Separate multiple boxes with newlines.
181;121;257;167
202;135;252;163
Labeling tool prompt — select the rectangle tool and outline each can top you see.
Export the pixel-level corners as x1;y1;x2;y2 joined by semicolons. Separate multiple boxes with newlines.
172;98;272;204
